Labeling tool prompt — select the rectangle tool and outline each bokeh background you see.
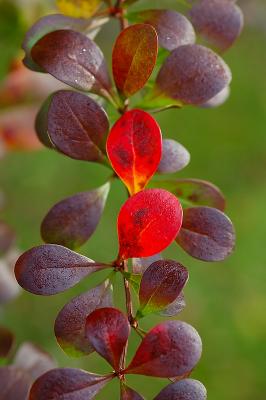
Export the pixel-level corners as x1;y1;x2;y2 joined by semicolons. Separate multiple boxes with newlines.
0;0;266;399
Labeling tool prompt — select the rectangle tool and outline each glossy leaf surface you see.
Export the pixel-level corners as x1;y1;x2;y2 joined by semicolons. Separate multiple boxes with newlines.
118;189;183;259
176;206;235;261
15;244;107;295
137;260;188;317
41;183;110;249
48;90;109;163
56;0;101;18
86;307;130;371
121;383;145;400
132;253;162;274
125;321;202;377
154;379;207;400
31;30;111;95
0;221;15;255
29;368;112;400
157;139;190;174
55;282;113;357
107;110;162;195
112;24;158;97
133;9;195;51
190;0;244;52
150;178;225;211
156;44;231;105
0;367;32;400
0;325;14;358
159;292;186;317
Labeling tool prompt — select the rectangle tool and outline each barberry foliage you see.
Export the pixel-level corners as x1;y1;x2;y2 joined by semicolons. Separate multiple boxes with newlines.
13;0;243;398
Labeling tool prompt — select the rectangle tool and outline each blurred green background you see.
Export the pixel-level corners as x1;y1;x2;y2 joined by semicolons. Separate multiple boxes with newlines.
0;0;266;399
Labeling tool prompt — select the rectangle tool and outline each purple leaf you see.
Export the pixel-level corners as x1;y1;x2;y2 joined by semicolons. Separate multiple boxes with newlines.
157;139;190;174
159;292;186;317
154;379;207;400
0;366;32;400
121;382;145;400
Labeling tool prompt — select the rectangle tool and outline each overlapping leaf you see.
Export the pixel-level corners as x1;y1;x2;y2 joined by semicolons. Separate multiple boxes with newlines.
56;0;101;18
118;189;183;259
55;282;113;357
176;206;235;261
47;90;109;163
0;326;14;358
156;44;232;105
159;292;186;317
85;307;130;371
125;321;202;377
112;24;158;97
154;379;207;400
150;178;225;210
132;253;162;274
157;139;190;174
35;94;54;148
15;244;109;295
107;109;162;195
0;366;32;400
31;30;112;96
121;383;144;400
41;183;110;249
137;260;189;318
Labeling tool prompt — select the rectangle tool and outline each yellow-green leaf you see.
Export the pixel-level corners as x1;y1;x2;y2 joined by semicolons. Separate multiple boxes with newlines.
56;0;101;18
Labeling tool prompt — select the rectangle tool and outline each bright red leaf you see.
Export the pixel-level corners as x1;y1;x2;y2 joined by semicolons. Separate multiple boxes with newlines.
107;109;162;195
118;189;183;259
85;307;130;372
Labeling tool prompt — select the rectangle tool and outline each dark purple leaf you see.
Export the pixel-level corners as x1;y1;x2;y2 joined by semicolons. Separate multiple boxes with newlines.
85;307;130;371
154;379;207;400
125;321;202;378
121;383;145;400
0;326;14;358
15;244;108;295
132;253;162;274
156;44;231;105
157;139;190;174
0;221;15;255
41;183;110;249
176;206;235;261
47;90;109;164
55;281;113;357
29;368;113;400
159;292;186;317
35;94;54;148
0;366;32;400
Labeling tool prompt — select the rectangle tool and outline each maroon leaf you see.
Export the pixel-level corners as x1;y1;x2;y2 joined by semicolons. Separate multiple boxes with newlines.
132;253;162;274
159;292;186;317
85;307;130;371
48;90;109;163
0;221;15;255
121;383;145;400
15;244;108;295
29;368;113;400
190;0;244;52
135;9;196;51
176;206;235;261
41;183;110;249
55;282;113;357
0;326;14;358
157;139;190;174
125;321;202;377
35;94;54;149
31;30;112;96
156;44;231;105
0;366;32;400
137;260;189;318
154;379;207;400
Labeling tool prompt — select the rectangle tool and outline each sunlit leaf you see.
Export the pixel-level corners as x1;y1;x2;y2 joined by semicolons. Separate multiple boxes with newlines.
0;366;32;400
41;183;110;249
159;292;186;317
55;282;113;357
47;90;109;164
132;253;162;274
31;30;112;96
121;382;145;400
189;0;244;52
85;307;130;371
150;178;225;211
130;9;195;51
157;139;190;174
56;0;101;18
15;244;109;295
154;379;207;400
112;24;158;97
137;260;188;318
125;320;202;377
176;206;235;261
107;110;162;195
0;221;15;256
0;326;14;359
201;85;230;108
29;368;113;400
156;44;232;105
118;189;183;259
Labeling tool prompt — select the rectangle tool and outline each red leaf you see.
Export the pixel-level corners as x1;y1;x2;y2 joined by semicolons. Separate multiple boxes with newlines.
112;24;158;97
118;189;183;259
154;379;207;400
0;325;14;358
137;260;189;317
85;307;130;371
107;110;162;195
125;321;202;377
55;282;113;357
176;206;235;261
29;368;112;400
15;244;108;295
0;367;32;400
121;383;145;400
48;90;109;163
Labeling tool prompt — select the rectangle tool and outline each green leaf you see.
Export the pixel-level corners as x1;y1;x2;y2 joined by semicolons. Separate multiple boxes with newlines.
123;272;142;294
